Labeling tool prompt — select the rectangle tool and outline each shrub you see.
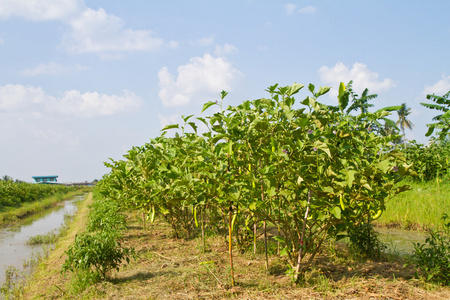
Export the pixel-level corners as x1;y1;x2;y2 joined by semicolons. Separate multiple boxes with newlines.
347;222;387;259
62;230;135;279
411;214;450;285
62;195;135;282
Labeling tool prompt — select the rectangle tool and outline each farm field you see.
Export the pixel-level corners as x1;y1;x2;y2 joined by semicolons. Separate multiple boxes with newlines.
11;84;450;299
0;183;92;226
15;182;450;300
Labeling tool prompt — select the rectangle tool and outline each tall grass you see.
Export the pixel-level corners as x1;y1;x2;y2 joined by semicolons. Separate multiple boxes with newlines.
376;175;450;230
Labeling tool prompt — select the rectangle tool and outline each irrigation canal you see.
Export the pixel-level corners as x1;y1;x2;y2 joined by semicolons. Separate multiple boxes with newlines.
0;194;85;287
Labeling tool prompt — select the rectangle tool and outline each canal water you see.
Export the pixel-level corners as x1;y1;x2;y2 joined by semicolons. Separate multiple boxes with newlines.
0;195;85;286
376;227;429;254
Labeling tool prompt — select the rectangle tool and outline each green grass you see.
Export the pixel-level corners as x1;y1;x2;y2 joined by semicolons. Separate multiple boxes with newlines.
0;188;91;226
376;176;450;230
26;232;59;245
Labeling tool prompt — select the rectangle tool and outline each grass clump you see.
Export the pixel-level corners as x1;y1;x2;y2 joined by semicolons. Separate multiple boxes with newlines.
26;232;58;245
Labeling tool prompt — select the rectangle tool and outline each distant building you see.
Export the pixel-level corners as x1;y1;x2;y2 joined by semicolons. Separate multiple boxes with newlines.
32;175;58;183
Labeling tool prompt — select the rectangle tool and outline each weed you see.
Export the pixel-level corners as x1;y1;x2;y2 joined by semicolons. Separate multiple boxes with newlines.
26;231;58;245
347;222;387;260
0;266;24;299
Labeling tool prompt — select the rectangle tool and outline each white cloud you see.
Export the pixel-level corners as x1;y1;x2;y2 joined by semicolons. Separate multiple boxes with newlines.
0;84;48;110
0;84;143;117
64;8;164;57
158;54;242;107
285;4;317;15
51;89;143;117
423;75;450;96
214;44;238;56
318;62;396;96
285;4;296;15
299;6;317;14
0;1;168;57
21;62;88;76
0;0;83;21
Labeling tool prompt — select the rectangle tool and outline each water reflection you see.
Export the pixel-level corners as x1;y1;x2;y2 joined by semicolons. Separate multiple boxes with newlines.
0;195;85;286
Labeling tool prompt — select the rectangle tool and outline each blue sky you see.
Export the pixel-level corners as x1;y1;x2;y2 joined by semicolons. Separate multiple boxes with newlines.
1;0;449;183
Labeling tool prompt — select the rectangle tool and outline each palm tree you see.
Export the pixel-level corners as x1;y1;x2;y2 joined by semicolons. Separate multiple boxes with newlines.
396;103;414;148
346;81;378;114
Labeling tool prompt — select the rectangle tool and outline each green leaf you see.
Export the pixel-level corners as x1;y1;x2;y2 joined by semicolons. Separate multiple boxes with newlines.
375;105;402;113
314;141;332;158
182;114;194;122
202;101;216;113
273;236;286;243
346;169;356;188
330;206;341;219
425;126;435;137
317;86;331;97
220;90;228;99
227;140;233;155
188;122;198;133
286;82;305;96
338;82;349;112
377;159;390;173
338;82;345;96
279;247;289;257
161;124;179;131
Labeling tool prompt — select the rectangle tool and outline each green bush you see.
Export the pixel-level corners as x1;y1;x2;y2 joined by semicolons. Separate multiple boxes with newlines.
411;214;450;285
62;230;135;279
347;222;387;259
0;178;78;210
62;195;135;281
85;197;126;232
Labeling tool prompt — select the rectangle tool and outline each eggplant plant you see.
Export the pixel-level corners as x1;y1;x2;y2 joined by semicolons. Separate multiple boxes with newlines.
99;82;412;284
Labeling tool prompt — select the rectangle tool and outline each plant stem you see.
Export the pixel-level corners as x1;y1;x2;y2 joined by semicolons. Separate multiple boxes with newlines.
229;204;235;286
264;219;268;273
253;221;257;254
294;188;311;282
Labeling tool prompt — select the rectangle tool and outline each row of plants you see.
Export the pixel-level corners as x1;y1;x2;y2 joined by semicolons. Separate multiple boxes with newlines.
0;178;78;210
404;140;450;181
402;90;450;181
62;191;135;291
96;82;413;284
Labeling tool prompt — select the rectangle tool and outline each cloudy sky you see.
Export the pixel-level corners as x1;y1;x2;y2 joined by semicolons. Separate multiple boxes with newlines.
1;0;449;183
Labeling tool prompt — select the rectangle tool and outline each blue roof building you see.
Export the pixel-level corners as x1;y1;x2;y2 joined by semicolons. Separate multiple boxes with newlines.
32;175;58;183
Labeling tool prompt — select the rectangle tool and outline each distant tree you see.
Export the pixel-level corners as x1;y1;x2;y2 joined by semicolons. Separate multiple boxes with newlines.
345;81;378;114
421;91;450;140
396;103;414;148
380;118;403;146
1;175;13;182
